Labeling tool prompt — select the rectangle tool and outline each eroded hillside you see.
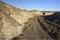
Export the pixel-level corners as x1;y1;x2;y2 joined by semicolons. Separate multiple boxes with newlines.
0;1;60;40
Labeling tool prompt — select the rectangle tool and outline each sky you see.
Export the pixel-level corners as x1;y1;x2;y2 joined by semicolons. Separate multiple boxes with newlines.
1;0;60;11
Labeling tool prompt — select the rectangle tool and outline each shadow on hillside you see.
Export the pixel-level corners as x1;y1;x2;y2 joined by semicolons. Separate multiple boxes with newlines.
44;12;60;24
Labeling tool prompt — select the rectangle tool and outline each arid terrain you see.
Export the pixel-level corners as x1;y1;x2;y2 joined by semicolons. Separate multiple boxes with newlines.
0;1;60;40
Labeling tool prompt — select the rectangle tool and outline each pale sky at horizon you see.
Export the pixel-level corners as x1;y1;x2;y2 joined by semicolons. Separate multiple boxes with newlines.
2;0;60;11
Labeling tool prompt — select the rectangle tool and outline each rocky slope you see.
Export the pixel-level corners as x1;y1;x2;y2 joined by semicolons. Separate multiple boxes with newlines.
0;1;60;40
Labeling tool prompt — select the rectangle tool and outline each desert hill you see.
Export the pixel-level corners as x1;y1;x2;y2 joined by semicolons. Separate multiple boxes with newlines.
0;1;60;40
